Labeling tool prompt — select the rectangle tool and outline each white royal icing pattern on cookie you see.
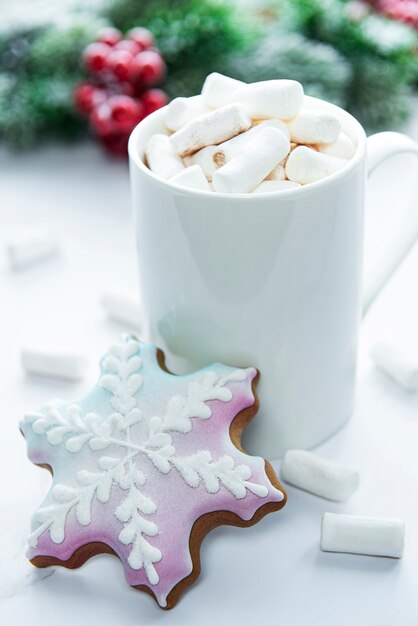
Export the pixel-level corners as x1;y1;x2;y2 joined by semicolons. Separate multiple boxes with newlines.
23;337;270;588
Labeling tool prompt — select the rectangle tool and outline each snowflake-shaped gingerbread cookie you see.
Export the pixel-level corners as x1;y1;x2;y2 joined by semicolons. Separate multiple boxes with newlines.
21;336;286;608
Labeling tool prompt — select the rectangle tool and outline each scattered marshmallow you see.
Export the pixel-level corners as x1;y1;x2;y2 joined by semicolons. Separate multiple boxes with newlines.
7;227;60;269
281;450;359;501
165;96;212;132
170;165;211;191
212;127;290;194
213;119;291;164
287;110;341;145
201;72;245;109
321;513;405;558
101;292;142;331
286;146;347;184
229;80;304;120
145;134;184;179
318;132;356;159
170;104;251;157
252;180;301;193
21;347;86;381
370;341;418;392
184;145;222;181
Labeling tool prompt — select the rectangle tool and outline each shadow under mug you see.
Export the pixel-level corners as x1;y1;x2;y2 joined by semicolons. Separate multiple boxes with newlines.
128;96;418;459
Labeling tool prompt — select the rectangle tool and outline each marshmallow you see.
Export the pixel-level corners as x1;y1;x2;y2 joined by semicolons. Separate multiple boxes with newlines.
21;347;86;381
321;513;405;558
252;180;300;194
145;133;184;179
281;450;359;501
266;163;286;181
287;110;341;145
170;104;251;157
165;96;212;132
318;132;356;159
370;341;418;392
101;292;142;330
278;142;298;170
229;80;304;120
170;165;211;191
286;146;347;184
183;145;222;181
201;72;245;109
7;227;60;269
212;127;290;194
213;119;290;164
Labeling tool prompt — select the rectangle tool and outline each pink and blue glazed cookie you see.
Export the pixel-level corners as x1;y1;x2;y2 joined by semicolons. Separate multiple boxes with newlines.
20;336;286;608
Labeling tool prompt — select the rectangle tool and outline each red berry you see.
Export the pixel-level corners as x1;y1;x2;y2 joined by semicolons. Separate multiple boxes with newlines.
129;50;166;86
74;83;107;114
108;95;144;133
90;102;114;136
101;133;130;157
120;82;135;97
82;42;111;73
126;27;154;51
141;88;168;115
115;39;141;56
106;49;134;81
96;27;122;47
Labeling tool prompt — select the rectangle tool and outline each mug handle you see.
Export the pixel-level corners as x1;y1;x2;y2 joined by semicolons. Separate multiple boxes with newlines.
363;131;418;314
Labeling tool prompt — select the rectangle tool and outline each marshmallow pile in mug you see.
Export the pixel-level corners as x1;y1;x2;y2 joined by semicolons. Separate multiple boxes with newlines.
144;73;356;194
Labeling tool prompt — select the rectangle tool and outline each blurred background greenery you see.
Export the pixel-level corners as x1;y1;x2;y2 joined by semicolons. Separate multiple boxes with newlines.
0;0;417;149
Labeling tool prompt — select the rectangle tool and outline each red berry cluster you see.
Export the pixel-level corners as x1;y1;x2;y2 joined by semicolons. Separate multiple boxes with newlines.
369;0;418;27
74;27;168;155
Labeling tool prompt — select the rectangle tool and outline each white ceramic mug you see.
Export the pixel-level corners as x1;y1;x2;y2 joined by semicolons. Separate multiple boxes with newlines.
128;96;418;459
